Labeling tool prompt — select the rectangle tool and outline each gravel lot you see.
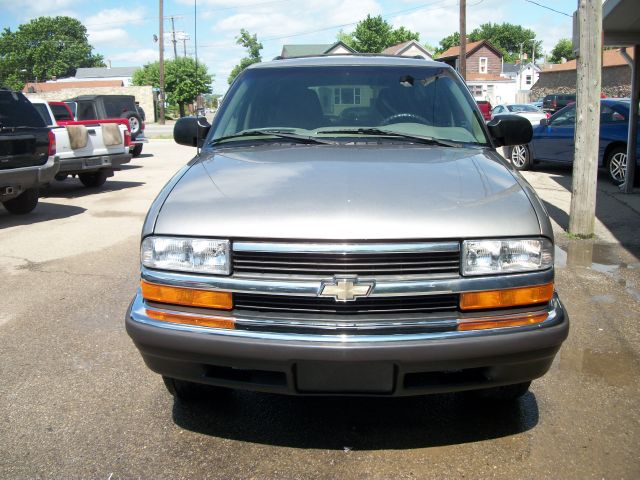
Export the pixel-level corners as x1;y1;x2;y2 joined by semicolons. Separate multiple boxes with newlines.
1;140;639;479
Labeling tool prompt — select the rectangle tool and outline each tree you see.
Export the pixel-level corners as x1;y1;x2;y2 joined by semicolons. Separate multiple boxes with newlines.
228;29;262;84
337;15;419;53
0;16;104;91
549;38;575;63
436;23;542;63
133;57;212;117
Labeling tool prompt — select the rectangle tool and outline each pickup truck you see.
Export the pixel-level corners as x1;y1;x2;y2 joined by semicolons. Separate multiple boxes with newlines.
0;89;58;214
64;95;148;157
127;56;568;404
30;98;132;187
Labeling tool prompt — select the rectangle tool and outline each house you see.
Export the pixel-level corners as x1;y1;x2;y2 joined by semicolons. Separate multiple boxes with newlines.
502;62;542;91
279;41;356;58
73;66;140;87
382;40;433;60
531;47;635;98
436;39;517;105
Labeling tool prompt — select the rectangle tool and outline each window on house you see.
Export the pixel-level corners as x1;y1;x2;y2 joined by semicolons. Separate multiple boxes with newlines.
334;87;361;105
469;85;483;97
479;57;488;74
526;75;532;85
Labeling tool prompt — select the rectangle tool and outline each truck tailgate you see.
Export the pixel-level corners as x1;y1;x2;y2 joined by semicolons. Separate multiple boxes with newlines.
53;124;128;160
0;132;48;170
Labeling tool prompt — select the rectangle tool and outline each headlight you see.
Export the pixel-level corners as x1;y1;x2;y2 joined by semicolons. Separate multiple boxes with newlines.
462;238;553;276
141;236;231;275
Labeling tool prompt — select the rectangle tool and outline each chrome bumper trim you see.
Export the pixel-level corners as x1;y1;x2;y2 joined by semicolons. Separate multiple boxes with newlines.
232;241;460;254
129;292;564;343
141;266;553;297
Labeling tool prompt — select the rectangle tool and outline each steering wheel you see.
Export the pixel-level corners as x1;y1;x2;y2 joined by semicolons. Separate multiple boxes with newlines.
380;112;429;125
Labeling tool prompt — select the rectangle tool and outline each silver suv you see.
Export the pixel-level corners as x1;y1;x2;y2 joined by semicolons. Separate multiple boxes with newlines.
127;56;568;402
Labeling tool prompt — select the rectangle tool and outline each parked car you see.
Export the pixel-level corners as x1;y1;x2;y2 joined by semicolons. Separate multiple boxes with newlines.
0;89;58;214
64;95;148;157
127;55;568;404
542;93;576;114
491;103;549;126
28;98;132;187
506;99;640;185
476;100;492;121
530;100;543;110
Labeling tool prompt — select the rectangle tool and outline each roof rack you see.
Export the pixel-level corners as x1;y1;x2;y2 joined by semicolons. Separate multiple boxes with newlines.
271;53;429;61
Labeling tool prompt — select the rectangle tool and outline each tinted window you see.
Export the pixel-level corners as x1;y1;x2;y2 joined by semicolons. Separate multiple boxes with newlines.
212;66;488;145
50;104;73;121
601;104;626;123
77;101;97;120
551;105;576;126
0;91;46;128
103;97;136;117
32;103;53;125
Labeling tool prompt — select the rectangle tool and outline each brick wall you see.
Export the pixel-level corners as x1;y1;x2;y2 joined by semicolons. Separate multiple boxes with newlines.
467;46;501;76
25;85;155;123
531;65;632;99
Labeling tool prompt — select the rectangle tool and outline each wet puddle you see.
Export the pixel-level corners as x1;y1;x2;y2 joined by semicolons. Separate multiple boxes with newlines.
559;348;639;387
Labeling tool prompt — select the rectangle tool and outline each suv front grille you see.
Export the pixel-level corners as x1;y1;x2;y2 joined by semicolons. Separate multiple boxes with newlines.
234;293;459;315
232;241;461;277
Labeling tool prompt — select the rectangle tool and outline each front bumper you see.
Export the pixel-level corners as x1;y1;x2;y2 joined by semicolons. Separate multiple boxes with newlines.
126;292;569;396
0;155;59;199
58;152;131;173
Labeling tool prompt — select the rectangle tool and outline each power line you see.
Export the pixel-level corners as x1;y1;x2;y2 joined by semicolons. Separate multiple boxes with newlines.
524;0;572;17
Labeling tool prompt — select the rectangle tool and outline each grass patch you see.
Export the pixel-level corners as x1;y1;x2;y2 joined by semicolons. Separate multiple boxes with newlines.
564;231;595;240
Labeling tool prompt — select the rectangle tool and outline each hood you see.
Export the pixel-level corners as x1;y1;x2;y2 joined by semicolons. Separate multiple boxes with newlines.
154;144;541;240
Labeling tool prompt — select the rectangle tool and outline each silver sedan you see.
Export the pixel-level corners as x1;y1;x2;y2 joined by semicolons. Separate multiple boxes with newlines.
492;103;549;126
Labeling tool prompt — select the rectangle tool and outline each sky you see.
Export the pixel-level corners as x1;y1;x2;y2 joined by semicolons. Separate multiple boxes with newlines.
0;0;578;94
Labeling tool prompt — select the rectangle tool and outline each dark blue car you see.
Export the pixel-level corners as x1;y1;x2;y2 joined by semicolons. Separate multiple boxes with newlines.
507;99;640;184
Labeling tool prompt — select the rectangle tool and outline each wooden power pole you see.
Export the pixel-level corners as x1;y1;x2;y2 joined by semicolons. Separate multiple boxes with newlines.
569;0;602;237
158;0;166;125
459;0;466;80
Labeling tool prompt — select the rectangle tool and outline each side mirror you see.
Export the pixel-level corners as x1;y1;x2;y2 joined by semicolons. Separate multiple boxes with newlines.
539;118;548;126
487;114;533;147
173;116;211;147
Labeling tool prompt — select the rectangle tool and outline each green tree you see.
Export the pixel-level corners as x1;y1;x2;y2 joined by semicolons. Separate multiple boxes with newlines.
549;38;575;63
337;15;419;53
436;23;542;63
133;57;212;117
228;29;262;84
0;16;104;91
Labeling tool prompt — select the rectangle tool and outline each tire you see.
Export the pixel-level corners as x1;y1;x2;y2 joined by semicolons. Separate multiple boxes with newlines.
78;170;108;188
131;143;143;157
606;145;627;185
162;376;228;402
472;381;531;401
509;144;531;171
2;188;39;214
121;111;142;137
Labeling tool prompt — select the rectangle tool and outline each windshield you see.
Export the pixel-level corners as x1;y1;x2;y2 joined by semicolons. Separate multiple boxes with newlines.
210;65;488;146
508;104;539;113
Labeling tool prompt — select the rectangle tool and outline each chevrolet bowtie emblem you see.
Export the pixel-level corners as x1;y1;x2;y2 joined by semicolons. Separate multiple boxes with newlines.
319;277;374;302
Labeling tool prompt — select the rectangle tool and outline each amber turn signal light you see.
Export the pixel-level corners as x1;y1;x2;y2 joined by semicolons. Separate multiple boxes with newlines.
141;280;233;310
457;312;548;331
460;283;554;311
146;309;235;329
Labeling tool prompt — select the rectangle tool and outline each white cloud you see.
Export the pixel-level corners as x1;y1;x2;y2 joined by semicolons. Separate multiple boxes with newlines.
0;0;81;18
84;7;147;49
108;48;158;64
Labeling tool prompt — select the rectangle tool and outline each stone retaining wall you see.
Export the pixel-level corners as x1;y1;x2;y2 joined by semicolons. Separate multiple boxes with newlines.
531;65;632;99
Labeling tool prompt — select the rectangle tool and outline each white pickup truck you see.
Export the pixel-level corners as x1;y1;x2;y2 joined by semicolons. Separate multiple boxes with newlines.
30;98;132;187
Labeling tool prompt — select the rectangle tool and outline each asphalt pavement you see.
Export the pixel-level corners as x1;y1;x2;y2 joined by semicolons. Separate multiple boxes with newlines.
1;141;639;479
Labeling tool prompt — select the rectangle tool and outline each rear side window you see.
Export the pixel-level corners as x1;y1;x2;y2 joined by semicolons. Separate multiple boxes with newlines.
32;103;53;125
0;91;46;128
104;97;136;118
77;101;97;120
50;104;73;121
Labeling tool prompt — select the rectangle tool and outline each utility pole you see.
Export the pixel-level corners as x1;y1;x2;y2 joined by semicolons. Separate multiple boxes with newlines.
170;16;178;59
569;0;602;236
158;0;165;125
459;0;466;80
182;37;188;57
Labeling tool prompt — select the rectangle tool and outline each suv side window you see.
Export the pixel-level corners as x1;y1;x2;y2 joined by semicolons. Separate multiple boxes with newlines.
601;104;626;123
550;105;576;126
77;101;97;120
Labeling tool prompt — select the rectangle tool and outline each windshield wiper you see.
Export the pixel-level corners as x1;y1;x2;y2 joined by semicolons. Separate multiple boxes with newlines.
210;129;336;146
318;128;462;148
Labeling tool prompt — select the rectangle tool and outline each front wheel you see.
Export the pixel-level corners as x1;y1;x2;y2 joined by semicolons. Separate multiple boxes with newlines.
509;144;531;171
78;170;108;188
2;188;39;214
606;145;627;185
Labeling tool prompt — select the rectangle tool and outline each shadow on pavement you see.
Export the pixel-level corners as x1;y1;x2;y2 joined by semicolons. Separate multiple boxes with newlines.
172;390;538;450
119;164;144;170
134;153;155;159
0;201;85;227
40;180;145;199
